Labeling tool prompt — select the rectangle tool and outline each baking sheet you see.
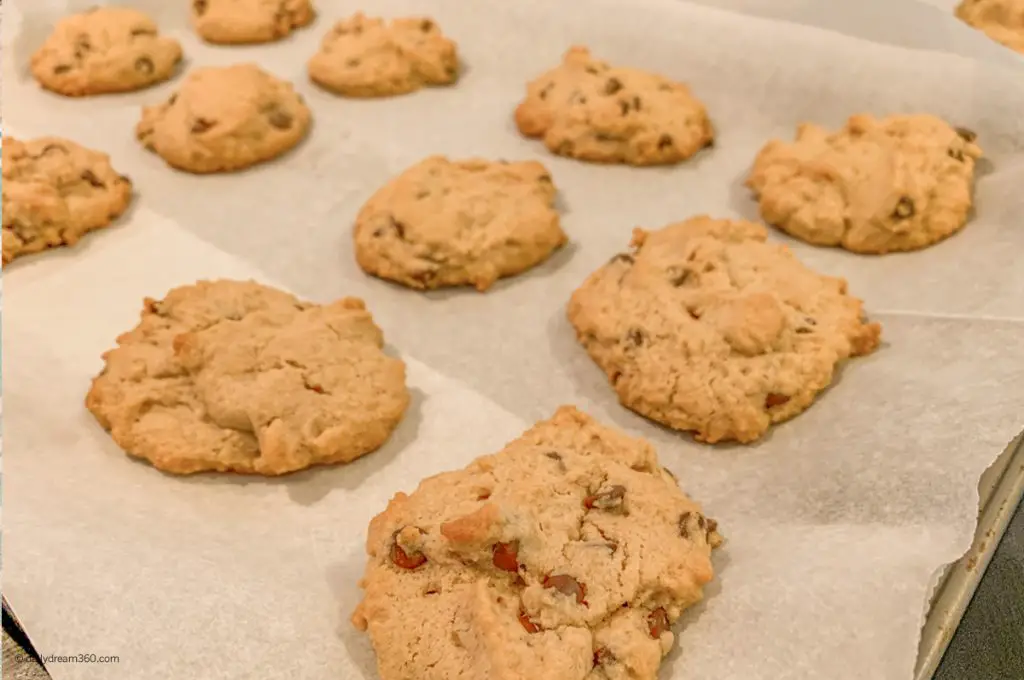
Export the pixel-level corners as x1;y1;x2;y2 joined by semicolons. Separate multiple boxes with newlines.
3;0;1024;679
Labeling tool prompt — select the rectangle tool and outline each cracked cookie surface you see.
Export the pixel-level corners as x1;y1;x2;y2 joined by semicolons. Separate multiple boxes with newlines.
567;216;881;444
353;405;721;680
136;63;311;173
308;13;459;97
85;280;409;476
747;114;983;254
30;7;183;96
514;46;714;166
956;0;1024;53
2;136;132;264
353;156;566;291
191;0;315;45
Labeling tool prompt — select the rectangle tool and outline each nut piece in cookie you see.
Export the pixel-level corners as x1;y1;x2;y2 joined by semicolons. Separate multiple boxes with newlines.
352;405;722;680
514;46;714;166
955;0;1024;54
567;216;882;444
136;63;312;174
308;13;459;98
191;0;315;45
30;7;183;97
85;280;409;476
2;137;133;264
353;156;567;291
747;113;983;254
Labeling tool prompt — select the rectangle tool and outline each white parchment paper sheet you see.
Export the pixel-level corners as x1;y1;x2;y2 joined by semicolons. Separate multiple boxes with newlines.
2;1;1023;679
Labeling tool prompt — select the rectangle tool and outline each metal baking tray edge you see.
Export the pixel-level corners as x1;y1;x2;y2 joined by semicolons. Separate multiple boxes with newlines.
915;433;1024;680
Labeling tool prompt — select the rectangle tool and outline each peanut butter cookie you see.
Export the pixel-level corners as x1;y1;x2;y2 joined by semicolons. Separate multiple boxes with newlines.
31;7;182;96
2;137;132;264
308;13;459;97
86;280;409;476
956;0;1024;54
354;156;566;291
747;114;983;254
515;46;714;166
191;0;315;45
136;63;311;173
353;405;722;680
567;216;881;444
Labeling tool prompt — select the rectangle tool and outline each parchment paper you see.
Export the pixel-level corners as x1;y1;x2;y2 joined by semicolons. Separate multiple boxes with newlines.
3;1;1024;679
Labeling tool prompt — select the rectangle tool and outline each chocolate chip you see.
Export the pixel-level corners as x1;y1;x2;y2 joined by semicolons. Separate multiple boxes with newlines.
892;196;915;219
390;218;406;239
604;78;623;95
543;574;586;604
519;611;539;633
54;64;72;75
492;541;520;572
193;0;208;16
948;148;965;162
80;170;105;188
131;27;156;37
706;517;719;536
584;65;599;75
191;118;216;134
545;451;562;461
584;485;626;513
679;511;708;539
390;532;427;570
609;253;634;265
134;56;155;75
266;107;293;130
795;327;813;335
687;307;701;320
657;134;673;150
420;19;434;32
619;101;630;116
626;328;646;347
168;93;178;106
765;393;790;408
647;608;670;638
954;126;977;143
593;647;614;667
539;83;554;100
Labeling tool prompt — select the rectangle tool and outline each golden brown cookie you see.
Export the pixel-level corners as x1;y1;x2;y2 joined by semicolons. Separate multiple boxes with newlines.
567;216;881;444
747;114;983;254
353;405;722;680
86;280;409;476
353;156;567;291
515;46;714;166
30;7;183;96
308;13;459;97
191;0;315;45
956;0;1024;54
2;137;132;264
136;63;311;174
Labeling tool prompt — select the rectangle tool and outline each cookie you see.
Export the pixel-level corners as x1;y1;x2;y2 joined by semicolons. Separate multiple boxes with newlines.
2;137;133;264
514;46;714;166
136;64;311;174
353;156;567;291
85;280;409;476
567;216;881;444
353;405;722;680
191;0;315;45
747;114;983;254
956;0;1024;54
308;14;459;97
30;7;183;97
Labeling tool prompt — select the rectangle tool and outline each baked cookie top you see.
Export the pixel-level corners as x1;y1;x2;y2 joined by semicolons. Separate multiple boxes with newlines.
354;156;567;291
136;63;311;174
30;7;183;97
353;405;721;680
956;0;1024;54
86;280;409;476
308;13;459;97
191;0;315;45
747;114;983;254
567;216;881;444
2;137;132;264
515;46;714;166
